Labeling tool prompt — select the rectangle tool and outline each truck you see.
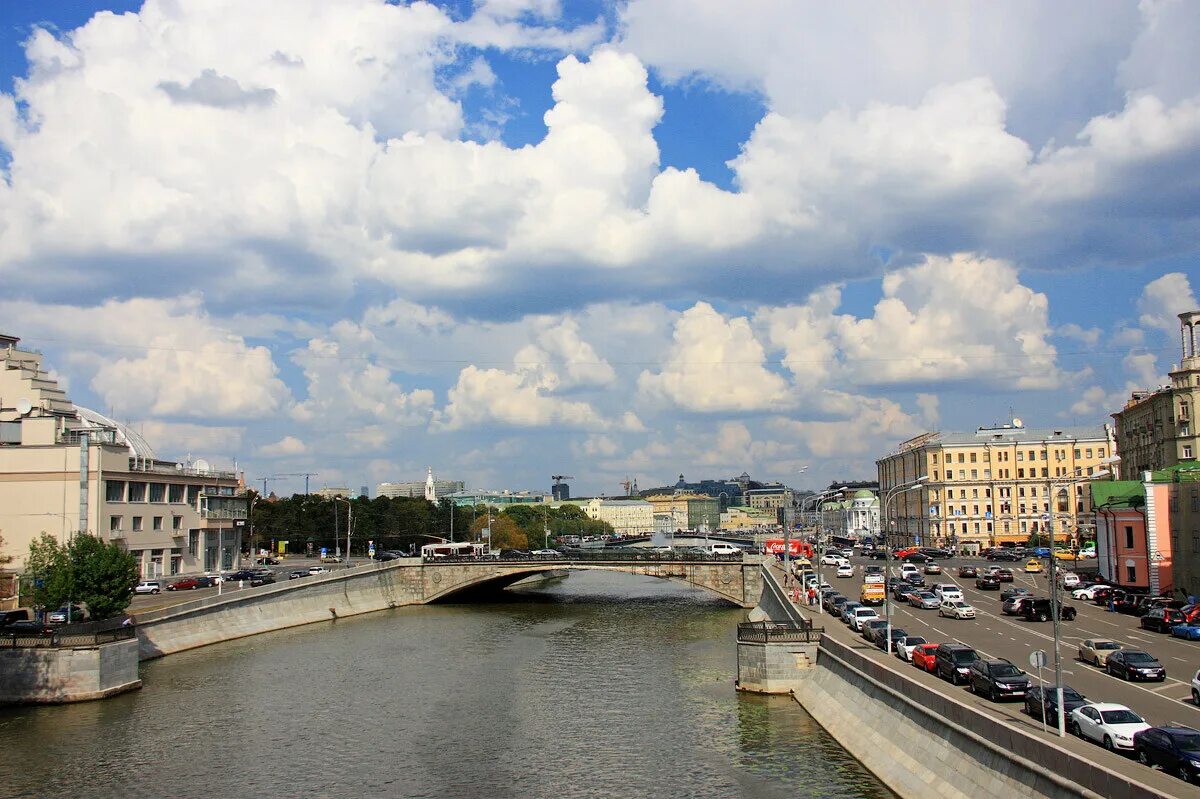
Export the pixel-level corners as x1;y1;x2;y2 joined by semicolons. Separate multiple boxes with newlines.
860;582;886;606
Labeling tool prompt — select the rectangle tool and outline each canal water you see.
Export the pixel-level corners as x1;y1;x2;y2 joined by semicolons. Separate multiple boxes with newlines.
0;571;893;799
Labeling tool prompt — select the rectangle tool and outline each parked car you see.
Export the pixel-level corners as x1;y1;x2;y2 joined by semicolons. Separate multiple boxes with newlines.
1106;650;1167;682
1024;559;1043;573
1072;585;1104;600
862;619;891;643
957;566;978;578
255;557;280;566
193;576;216;589
975;575;1001;590
939;600;976;620
1141;607;1187;633
1078;639;1121;667
0;609;30;627
2;619;54;634
986;549;1021;561
850;607;880;632
320;555;343;563
1024;685;1087;725
894;635;928;662
1069;703;1150;751
226;569;256;581
1058;572;1081;588
924;562;942;575
1115;593;1151;616
909;591;941;610
839;602;863;624
47;605;87;624
968;658;1030;701
1022;598;1077;622
911;643;940;673
134;581;162;595
1000;586;1031;602
1193;669;1200;705
166;578;201;591
994;568;1014;582
932;583;963;601
249;573;275;587
1171;623;1200;641
1134;725;1200;783
307;566;330;576
288;570;307;579
1002;596;1037;616
1089;585;1115;604
827;596;850;616
934;643;980;684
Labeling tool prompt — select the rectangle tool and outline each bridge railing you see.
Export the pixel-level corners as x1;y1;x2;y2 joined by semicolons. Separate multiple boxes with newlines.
736;621;824;644
427;551;748;564
2;625;136;649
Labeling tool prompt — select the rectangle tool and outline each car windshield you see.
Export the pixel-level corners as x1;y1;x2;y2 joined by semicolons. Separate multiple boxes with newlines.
1095;642;1120;650
952;650;977;663
1061;688;1085;702
904;637;927;646
991;664;1021;677
1099;709;1143;725
1172;732;1200;751
1124;652;1155;663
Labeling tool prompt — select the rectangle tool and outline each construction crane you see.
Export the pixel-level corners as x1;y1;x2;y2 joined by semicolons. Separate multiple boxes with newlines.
253;476;282;497
551;474;574;501
619;478;632;496
273;472;320;495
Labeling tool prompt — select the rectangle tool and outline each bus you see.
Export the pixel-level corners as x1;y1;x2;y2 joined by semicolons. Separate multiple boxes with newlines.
420;542;491;560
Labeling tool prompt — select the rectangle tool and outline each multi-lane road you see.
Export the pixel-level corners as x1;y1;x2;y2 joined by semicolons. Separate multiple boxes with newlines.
785;556;1200;797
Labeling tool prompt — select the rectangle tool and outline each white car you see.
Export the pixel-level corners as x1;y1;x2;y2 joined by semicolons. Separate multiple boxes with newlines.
836;563;854;578
850;607;880;631
938;600;976;619
134;581;161;595
1192;669;1200;706
899;564;919;577
933;583;963;602
1072;585;1102;600
821;553;842;566
894;635;928;661
307;566;330;575
1058;572;1081;588
1069;703;1150;751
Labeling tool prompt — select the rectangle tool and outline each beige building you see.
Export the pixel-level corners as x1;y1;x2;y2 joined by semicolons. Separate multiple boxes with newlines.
643;493;720;531
314;486;352;500
877;422;1114;550
579;498;655;536
720;505;777;531
1112;310;1200;476
0;334;247;578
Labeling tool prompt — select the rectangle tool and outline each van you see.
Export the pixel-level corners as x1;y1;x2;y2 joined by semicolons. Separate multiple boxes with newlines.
707;543;741;556
860;583;886;606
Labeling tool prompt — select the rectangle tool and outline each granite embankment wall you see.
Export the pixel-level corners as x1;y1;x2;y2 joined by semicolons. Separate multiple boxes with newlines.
794;636;1163;799
0;639;141;704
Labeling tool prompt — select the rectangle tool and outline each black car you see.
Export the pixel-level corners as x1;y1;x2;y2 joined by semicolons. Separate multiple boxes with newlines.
827;596;849;614
249;573;276;587
227;569;257;581
0;609;30;627
976;575;1001;590
255;557;280;565
892;582;912;600
958;566;978;578
1021;598;1077;622
902;553;931;563
968;659;1030;701
875;627;909;651
1090;585;1115;604
904;573;926;587
1134;725;1200;783
919;547;948;560
986;549;1020;561
934;643;980;685
869;549;889;560
1141;607;1187;633
2;619;54;635
193;576;216;588
1024;685;1087;724
864;565;885;575
1106;649;1167;682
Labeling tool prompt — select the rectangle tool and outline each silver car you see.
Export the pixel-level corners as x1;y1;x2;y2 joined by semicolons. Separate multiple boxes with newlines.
909;591;940;609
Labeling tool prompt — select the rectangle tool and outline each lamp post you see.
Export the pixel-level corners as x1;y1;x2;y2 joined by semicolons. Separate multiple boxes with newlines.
783;467;808;586
1046;469;1108;736
334;497;353;568
884;476;929;655
804;487;842;604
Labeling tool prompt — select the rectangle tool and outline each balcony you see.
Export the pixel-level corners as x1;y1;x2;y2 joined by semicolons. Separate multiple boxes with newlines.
201;508;248;520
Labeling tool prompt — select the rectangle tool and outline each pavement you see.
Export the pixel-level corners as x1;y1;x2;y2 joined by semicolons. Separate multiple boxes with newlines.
773;557;1200;798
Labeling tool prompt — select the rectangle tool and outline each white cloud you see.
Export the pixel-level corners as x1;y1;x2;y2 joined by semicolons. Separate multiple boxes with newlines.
134;421;246;458
258;435;308;457
638;302;791;412
1137;272;1196;334
768;394;923;459
1057;323;1102;346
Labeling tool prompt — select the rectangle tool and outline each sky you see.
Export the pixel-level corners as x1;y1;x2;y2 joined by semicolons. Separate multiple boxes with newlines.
0;1;1198;499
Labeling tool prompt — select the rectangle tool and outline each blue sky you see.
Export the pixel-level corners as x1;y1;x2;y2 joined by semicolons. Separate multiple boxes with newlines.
0;1;1197;499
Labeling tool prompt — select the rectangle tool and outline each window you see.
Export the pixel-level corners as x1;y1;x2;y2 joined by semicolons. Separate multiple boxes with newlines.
153;516;163;531
971;488;978;498
169;484;185;503
1017;468;1025;479
188;485;202;505
970;469;978;479
105;480;126;502
1098;448;1105;458
132;516;143;532
1185;445;1194;459
1019;487;1026;497
1017;451;1024;462
188;530;200;557
970;453;977;463
149;483;166;503
172;516;182;530
974;522;980;534
1074;449;1081;459
973;505;979;515
985;504;992;514
983;469;991;478
958;453;965;463
933;454;938;464
1040;451;1047;460
1085;448;1093;458
958;470;965;479
1124;525;1135;549
1126;564;1137;583
128;482;147;502
109;515;122;531
933;470;939;481
1041;468;1048;477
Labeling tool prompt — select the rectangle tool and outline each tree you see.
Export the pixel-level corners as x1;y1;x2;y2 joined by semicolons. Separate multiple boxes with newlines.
470;514;527;550
25;533;138;620
0;530;11;566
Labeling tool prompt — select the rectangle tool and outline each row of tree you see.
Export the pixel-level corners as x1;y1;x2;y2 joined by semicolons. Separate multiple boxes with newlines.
249;494;613;554
23;532;140;620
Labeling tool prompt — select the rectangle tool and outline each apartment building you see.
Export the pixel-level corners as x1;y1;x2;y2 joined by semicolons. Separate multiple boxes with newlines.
0;334;246;578
877;421;1114;550
1112;310;1200;476
580;498;655;536
642;493;721;531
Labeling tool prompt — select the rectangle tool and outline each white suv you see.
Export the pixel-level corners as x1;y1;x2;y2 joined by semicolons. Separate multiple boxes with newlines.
850;607;880;631
933;583;963;602
134;581;161;595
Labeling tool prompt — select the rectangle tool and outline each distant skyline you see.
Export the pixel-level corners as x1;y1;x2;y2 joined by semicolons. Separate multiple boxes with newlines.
0;1;1197;497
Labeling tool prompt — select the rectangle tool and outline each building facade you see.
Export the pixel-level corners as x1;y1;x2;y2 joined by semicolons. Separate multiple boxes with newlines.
377;476;465;500
877;422;1114;550
1092;478;1175;596
580;499;655;536
1168;468;1200;599
642;493;720;531
0;334;246;578
1111;311;1200;476
818;489;880;542
445;490;547;507
720;505;778;531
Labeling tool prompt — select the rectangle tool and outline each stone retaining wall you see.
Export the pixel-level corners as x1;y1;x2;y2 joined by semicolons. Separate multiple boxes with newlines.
0;638;141;704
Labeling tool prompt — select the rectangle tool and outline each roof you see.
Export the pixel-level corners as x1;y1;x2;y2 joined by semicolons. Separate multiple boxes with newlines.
1148;461;1200;483
1090;481;1145;508
75;406;157;460
934;424;1109;446
852;489;875;499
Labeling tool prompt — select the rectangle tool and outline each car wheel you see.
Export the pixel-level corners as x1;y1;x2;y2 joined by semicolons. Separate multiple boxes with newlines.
1180;766;1193;784
152;589;159;594
1037;612;1048;622
1068;720;1080;737
1094;656;1101;667
989;686;997;702
1103;735;1115;752
1192;688;1199;705
1137;749;1150;766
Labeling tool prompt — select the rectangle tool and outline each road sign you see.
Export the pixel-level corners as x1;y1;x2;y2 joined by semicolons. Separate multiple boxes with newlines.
1029;650;1048;668
1040;513;1050;521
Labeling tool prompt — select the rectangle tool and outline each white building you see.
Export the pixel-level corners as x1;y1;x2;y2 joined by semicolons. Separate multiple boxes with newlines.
582;498;655;536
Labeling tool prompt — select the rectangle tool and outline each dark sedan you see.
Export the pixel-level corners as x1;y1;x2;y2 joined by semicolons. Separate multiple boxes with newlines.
249;573;276;587
862;619;890;643
903;573;926;587
1134;725;1200;783
1024;685;1088;725
875;627;909;651
994;568;1014;582
1000;586;1030;602
957;566;978;578
975;575;1001;590
1141;607;1187;633
986;550;1021;561
1106;650;1167;682
967;659;1030;701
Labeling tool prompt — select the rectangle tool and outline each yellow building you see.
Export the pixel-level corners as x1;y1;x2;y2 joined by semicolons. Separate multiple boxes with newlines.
0;333;246;577
720;505;778;531
642;493;721;531
877;422;1114;549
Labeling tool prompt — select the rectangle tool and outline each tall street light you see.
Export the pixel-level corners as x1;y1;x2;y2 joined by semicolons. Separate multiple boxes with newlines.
334;497;353;568
1046;469;1108;736
806;487;843;603
884;475;928;655
783;466;808;585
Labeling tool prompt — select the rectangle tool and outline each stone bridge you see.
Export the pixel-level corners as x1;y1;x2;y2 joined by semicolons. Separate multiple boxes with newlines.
133;554;765;659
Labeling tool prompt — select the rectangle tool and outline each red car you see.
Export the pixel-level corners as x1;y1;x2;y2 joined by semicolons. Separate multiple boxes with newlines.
912;643;940;673
166;577;201;591
994;568;1014;583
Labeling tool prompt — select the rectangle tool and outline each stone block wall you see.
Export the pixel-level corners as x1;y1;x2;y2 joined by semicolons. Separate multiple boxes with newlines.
0;639;141;704
736;640;817;694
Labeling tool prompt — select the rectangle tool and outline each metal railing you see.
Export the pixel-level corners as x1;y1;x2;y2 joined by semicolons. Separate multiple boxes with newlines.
424;550;748;564
2;624;136;649
736;621;824;643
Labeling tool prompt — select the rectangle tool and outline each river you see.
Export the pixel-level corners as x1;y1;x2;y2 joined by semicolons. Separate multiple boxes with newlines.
0;571;893;798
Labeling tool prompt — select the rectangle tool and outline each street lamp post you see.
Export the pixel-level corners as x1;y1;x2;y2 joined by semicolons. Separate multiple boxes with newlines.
783;467;808;588
805;488;842;605
1046;469;1108;736
334;497;353;568
883;476;929;655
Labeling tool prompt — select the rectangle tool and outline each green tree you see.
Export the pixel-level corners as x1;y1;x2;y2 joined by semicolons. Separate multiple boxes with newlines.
471;514;527;550
25;533;138;620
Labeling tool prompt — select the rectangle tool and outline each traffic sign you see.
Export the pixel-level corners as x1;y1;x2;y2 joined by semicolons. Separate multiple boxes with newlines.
1040;513;1050;521
1029;650;1048;668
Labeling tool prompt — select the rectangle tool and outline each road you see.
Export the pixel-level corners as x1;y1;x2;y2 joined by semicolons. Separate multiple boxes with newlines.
783;557;1200;798
125;557;354;614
